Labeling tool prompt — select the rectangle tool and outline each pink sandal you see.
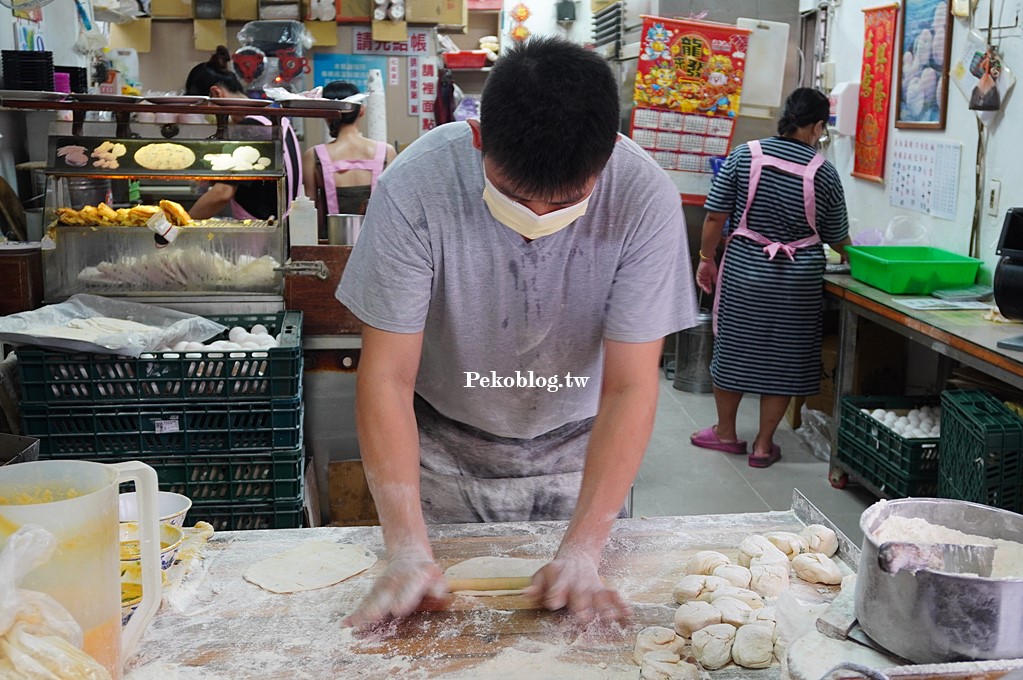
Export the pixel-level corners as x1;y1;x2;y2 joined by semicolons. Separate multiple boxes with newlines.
748;444;782;468
691;426;748;455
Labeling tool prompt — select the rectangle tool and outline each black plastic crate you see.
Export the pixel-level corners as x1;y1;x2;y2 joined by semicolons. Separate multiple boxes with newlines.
939;390;1023;512
148;447;303;503
17;311;302;405
186;497;305;531
23;398;302;457
837;431;940;498
838;395;941;478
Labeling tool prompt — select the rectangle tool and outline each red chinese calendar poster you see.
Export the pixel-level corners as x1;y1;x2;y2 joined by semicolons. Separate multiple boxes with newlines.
630;15;750;188
852;4;898;182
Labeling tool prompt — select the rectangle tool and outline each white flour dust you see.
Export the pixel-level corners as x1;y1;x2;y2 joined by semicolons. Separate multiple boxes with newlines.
873;515;1023;578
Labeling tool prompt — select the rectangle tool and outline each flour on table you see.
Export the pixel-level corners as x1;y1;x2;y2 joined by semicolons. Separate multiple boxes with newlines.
443;556;547;596
243;541;377;593
873;516;1023;578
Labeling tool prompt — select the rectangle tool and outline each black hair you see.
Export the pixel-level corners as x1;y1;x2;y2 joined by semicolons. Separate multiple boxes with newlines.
185;46;245;97
323;81;361;137
777;87;830;136
479;36;618;202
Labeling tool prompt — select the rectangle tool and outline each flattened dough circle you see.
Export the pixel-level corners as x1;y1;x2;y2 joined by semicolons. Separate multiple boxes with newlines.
443;556;548;596
244;541;378;593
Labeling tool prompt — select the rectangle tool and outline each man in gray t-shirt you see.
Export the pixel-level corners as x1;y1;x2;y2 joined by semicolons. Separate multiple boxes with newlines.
338;38;698;628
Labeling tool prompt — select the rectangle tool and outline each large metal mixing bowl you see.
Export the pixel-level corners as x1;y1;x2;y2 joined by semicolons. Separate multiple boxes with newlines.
857;498;1023;664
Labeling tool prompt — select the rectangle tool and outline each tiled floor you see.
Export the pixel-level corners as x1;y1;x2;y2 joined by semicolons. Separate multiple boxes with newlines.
634;378;877;546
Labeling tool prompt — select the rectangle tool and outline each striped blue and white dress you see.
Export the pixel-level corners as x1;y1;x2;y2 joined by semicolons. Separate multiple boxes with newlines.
704;136;849;395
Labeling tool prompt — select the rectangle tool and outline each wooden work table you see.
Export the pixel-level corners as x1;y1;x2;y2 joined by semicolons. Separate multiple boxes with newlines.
124;493;855;679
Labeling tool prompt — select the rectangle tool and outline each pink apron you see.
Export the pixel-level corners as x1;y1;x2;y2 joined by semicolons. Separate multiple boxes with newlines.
313;141;388;215
713;139;825;334
229;115;302;221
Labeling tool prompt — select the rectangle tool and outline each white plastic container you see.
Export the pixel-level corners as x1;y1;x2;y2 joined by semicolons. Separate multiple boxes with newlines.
288;188;318;246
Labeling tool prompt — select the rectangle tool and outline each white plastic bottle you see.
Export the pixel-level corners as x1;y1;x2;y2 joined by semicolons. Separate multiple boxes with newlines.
288;188;318;246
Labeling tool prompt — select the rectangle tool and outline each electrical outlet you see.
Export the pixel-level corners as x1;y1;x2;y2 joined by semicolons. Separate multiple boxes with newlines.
987;179;1001;216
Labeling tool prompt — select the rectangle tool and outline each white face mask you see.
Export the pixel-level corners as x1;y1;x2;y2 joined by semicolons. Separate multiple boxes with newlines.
482;174;591;239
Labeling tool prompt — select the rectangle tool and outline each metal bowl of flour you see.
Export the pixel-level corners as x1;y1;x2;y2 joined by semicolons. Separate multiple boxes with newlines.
856;498;1023;664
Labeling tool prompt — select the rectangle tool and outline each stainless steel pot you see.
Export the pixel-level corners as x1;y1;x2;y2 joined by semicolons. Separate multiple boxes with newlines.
326;214;363;245
856;498;1023;663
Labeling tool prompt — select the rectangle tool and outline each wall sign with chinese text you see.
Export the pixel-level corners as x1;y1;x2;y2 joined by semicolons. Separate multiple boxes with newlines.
630;16;750;181
312;53;388;91
853;4;898;182
416;57;439;135
352;28;433;56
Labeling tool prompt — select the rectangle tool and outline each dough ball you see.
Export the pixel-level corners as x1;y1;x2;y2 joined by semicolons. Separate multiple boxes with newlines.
747;606;777;636
692;623;737;670
684;550;731;576
674;600;721;638
641;653;705;680
709;585;764;609
710;595;752;627
800;524;839;557
749;561;789;598
673;575;730;604
634;626;685;665
642;649;681;664
763;531;808;560
738;535;789;567
792;553;843;585
731;624;775;669
774;638;787;667
711;564;752;589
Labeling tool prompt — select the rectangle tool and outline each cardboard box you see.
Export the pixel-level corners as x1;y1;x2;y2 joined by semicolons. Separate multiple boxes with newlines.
328;460;379;527
336;0;370;22
439;0;466;27
150;0;192;18
406;0;442;23
223;0;258;20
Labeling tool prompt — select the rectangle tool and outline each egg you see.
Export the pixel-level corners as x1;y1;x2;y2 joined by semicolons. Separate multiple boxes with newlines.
185;342;204;351
250;324;269;336
229;326;248;343
871;409;886;420
173;341;189;352
241;341;261;349
220;342;241;350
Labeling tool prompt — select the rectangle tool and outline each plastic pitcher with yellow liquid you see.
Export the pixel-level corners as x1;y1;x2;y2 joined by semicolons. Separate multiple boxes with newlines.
0;460;162;679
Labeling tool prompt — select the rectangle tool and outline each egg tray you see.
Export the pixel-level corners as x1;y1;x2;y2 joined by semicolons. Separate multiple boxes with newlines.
186;496;305;531
938;390;1023;513
17;311;302;405
837;395;942;480
22;398;302;457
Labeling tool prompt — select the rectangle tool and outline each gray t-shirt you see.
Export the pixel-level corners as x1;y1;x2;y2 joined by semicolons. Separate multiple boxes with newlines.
337;122;698;439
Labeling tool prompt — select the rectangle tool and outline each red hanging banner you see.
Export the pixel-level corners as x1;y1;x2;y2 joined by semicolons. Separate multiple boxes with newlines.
852;4;899;182
630;16;750;182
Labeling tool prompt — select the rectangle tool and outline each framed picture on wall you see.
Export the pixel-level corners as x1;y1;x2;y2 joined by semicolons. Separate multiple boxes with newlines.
895;0;952;129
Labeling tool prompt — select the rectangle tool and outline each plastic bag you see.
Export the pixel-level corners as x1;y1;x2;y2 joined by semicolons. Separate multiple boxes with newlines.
237;21;313;54
884;215;930;246
0;525;112;680
795;405;834;463
0;294;226;357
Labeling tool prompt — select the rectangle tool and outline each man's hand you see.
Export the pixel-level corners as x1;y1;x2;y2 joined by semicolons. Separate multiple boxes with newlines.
525;549;631;623
696;259;717;294
342;549;450;628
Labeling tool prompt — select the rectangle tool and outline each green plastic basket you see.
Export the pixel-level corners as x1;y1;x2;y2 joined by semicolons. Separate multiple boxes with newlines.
187;497;305;531
836;431;940;498
845;246;981;295
938;390;1023;512
23;398;303;457
148;447;304;503
838;395;941;478
17;311;303;405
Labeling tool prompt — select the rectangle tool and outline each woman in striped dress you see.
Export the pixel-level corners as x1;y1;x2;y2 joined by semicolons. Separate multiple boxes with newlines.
691;88;851;468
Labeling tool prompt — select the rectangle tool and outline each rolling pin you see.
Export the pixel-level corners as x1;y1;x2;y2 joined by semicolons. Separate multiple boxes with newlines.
446;576;534;592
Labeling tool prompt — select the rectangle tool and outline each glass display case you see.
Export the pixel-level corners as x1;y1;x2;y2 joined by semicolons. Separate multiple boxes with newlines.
41;127;288;302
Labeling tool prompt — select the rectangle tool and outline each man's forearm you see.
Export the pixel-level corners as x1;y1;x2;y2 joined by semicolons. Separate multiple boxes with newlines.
355;373;431;557
559;382;658;560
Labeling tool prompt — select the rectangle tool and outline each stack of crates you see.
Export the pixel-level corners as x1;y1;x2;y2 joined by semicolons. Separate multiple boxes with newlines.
835;395;942;498
938;390;1023;513
18;311;305;531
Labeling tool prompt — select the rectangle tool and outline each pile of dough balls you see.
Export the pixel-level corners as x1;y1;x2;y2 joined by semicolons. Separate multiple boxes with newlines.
141;324;282;356
635;524;842;674
863;405;941;439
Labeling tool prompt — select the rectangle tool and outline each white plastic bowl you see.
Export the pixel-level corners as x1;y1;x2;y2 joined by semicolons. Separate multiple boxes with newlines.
119;491;192;528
